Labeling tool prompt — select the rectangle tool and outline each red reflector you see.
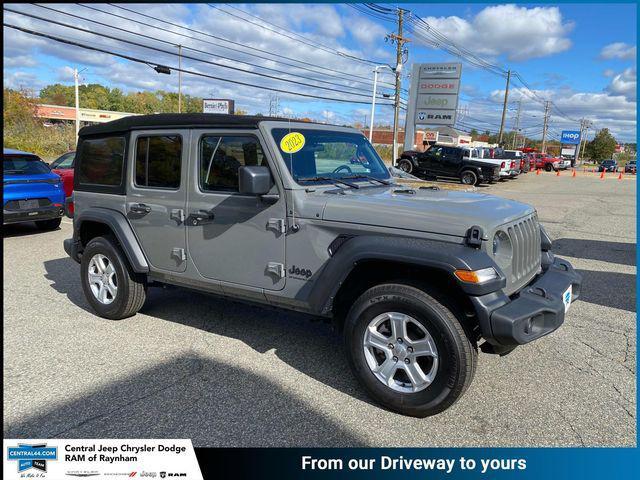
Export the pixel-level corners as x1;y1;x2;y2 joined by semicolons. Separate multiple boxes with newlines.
53;203;63;207
501;162;505;168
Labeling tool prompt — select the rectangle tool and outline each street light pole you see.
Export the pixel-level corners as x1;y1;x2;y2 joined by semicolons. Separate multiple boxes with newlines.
369;66;380;142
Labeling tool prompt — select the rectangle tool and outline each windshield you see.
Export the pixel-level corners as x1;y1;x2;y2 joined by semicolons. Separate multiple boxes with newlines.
4;155;51;174
271;128;390;183
51;152;75;169
602;160;615;165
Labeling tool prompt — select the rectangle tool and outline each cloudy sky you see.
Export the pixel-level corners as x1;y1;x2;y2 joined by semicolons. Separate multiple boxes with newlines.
3;3;637;142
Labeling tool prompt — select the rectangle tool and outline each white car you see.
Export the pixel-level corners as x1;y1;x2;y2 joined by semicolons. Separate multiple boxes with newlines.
474;147;512;179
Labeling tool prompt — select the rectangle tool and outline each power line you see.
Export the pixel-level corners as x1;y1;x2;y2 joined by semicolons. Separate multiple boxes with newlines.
26;3;388;97
4;22;396;106
102;3;395;88
208;3;388;67
5;7;390;101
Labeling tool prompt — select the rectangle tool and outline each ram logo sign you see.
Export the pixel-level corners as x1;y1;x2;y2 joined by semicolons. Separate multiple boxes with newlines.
561;130;581;145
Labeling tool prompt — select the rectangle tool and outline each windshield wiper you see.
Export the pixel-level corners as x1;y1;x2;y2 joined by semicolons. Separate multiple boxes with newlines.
298;176;360;189
342;174;391;186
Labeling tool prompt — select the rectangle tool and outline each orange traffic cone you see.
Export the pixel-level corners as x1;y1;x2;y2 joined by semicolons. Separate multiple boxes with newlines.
536;169;540;175
600;170;605;179
572;169;576;177
556;169;561;176
618;172;623;180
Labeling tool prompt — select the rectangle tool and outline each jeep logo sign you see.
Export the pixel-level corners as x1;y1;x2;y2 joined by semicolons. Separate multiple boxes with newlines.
561;130;581;145
417;94;459;109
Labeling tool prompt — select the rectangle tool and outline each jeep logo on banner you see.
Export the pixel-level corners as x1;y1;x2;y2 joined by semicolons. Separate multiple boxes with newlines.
561;130;581;145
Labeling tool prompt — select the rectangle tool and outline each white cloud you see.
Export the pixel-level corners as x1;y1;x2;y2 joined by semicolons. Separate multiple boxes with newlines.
418;5;573;61
600;42;637;61
606;67;636;102
349;16;387;46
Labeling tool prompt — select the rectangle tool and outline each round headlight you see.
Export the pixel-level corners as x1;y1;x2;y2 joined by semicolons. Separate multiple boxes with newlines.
492;230;513;267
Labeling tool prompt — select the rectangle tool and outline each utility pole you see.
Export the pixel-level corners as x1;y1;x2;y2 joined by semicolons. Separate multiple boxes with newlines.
511;99;522;149
74;67;80;138
541;100;551;153
497;70;511;146
387;8;409;166
575;119;591;165
177;45;182;113
369;66;381;142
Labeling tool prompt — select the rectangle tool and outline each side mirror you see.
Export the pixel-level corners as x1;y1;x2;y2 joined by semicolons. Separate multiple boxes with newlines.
238;165;273;195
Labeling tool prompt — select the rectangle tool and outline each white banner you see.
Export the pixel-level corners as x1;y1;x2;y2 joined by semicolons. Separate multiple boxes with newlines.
4;439;203;480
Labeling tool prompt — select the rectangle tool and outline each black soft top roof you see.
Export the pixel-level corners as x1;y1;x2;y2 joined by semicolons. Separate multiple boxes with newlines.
78;113;302;136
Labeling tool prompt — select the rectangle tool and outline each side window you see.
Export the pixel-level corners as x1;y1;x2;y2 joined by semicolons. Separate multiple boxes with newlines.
135;135;182;189
199;135;265;192
428;146;443;159
77;136;126;187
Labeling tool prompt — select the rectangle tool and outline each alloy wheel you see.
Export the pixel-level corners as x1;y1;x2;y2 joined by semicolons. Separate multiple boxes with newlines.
87;253;118;305
363;312;439;393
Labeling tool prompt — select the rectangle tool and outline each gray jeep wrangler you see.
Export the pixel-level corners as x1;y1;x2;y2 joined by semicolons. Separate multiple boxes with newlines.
64;114;582;417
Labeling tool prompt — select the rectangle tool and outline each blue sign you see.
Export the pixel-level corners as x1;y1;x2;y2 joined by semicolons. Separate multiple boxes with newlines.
7;444;57;472
561;130;581;144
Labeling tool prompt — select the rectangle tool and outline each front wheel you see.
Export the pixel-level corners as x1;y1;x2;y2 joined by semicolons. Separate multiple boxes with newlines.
81;235;147;320
397;159;414;174
344;283;477;417
545;164;553;172
460;170;478;186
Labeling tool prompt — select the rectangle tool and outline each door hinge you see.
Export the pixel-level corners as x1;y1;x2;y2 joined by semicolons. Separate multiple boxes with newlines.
266;262;285;279
170;208;185;224
171;247;186;262
267;218;286;234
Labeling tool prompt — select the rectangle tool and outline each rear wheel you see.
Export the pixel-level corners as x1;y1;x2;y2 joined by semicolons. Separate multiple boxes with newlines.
81;235;147;320
344;283;477;417
35;217;62;230
397;159;414;174
460;170;477;186
545;163;553;172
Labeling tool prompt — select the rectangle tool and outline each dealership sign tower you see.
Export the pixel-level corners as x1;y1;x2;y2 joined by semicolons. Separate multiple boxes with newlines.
404;62;462;152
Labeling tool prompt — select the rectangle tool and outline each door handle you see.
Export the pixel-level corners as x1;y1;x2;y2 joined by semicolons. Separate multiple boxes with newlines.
130;203;151;215
187;210;215;226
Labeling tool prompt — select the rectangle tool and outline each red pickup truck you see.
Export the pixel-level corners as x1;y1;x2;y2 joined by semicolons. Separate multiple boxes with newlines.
530;153;560;171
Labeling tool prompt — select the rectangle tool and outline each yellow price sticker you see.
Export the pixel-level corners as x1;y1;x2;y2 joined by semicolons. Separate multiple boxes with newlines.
280;132;305;154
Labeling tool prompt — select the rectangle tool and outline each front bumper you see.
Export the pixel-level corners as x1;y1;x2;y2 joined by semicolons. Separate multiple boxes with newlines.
3;205;64;225
470;256;582;349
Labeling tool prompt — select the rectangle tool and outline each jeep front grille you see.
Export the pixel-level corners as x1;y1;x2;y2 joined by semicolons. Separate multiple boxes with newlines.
505;214;541;290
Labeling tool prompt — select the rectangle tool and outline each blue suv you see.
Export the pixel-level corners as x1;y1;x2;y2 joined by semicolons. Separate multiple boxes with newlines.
3;148;65;230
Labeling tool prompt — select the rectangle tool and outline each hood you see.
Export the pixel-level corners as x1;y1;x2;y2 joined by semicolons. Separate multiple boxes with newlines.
320;186;535;238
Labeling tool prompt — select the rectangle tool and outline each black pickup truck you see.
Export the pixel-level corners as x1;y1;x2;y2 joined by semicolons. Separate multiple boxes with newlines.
397;145;500;186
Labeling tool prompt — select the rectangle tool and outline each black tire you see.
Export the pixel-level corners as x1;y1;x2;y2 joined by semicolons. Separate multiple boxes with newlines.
460;170;478;186
35;217;61;230
344;283;477;417
397;159;414;174
545;163;553;172
80;235;147;320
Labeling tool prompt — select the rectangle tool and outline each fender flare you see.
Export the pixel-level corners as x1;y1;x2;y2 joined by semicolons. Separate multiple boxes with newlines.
307;235;505;315
72;208;149;273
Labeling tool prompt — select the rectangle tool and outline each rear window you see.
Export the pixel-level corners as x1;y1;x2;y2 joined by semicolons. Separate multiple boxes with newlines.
3;155;50;174
135;135;182;189
77;137;126;187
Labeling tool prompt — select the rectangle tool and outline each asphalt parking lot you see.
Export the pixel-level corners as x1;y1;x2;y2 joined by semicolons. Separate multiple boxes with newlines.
3;171;636;447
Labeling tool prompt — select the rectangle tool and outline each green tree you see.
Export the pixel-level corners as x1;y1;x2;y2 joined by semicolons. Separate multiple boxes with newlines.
585;128;617;161
39;83;74;106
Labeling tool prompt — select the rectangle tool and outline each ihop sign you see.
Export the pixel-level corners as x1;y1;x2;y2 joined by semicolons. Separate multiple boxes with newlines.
561;130;581;144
